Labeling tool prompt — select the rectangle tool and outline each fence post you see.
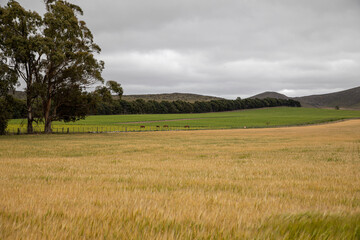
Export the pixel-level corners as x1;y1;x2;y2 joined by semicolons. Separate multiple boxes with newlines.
17;128;20;135
67;128;69;134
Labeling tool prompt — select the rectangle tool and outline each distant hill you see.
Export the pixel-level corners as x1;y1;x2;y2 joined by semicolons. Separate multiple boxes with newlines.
11;91;223;103
249;86;360;110
11;86;360;110
121;93;224;102
249;92;290;100
295;86;360;109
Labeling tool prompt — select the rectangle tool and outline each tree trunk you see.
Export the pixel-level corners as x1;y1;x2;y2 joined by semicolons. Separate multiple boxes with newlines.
44;98;52;134
26;98;33;134
44;117;52;133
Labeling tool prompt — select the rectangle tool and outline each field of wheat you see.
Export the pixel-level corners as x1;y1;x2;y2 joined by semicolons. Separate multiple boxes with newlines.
1;120;360;239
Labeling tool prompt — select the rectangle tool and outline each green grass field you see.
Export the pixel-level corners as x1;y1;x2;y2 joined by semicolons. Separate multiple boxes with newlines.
7;107;360;133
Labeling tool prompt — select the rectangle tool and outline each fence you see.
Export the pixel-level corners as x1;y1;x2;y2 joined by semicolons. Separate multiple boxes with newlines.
5;125;203;135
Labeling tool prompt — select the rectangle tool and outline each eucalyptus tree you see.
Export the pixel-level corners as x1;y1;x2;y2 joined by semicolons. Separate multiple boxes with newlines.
40;0;104;133
0;57;18;134
0;0;104;133
106;80;123;99
0;1;43;133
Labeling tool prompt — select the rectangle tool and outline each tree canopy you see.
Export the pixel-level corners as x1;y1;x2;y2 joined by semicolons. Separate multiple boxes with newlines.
0;0;104;133
0;57;18;134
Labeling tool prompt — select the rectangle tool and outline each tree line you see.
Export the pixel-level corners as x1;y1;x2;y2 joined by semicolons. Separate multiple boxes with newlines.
6;87;301;119
94;96;301;115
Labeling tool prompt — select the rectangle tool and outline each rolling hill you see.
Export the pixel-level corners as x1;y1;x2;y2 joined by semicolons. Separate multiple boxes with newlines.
250;86;360;110
11;86;360;110
11;91;224;102
121;93;224;102
295;87;360;109
249;92;290;100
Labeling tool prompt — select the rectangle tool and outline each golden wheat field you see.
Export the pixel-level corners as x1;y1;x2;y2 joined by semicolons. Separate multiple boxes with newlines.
0;120;360;239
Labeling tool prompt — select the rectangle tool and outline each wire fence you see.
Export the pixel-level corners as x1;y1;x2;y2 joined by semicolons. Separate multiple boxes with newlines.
5;125;204;135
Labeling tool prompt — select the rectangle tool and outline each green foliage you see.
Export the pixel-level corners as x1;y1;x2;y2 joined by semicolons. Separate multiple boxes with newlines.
0;0;43;133
94;86;113;104
106;81;123;98
8;98;26;119
0;95;19;135
0;98;10;135
0;63;17;97
0;0;104;133
0;44;18;135
53;85;93;122
3;96;26;119
92;97;301;115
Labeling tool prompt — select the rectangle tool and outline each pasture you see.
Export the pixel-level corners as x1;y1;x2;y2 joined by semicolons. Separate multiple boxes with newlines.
6;107;360;133
1;120;360;239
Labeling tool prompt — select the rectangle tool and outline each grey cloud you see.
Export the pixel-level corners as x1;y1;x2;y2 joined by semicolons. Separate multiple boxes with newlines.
12;0;360;98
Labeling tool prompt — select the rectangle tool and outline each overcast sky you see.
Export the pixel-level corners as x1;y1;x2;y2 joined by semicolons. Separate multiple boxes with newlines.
12;0;360;98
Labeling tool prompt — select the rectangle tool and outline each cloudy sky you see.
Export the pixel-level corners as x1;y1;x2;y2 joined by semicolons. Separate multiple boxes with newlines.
13;0;360;98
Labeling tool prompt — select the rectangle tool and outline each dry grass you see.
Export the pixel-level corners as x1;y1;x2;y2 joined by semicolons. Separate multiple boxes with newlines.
0;120;360;239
